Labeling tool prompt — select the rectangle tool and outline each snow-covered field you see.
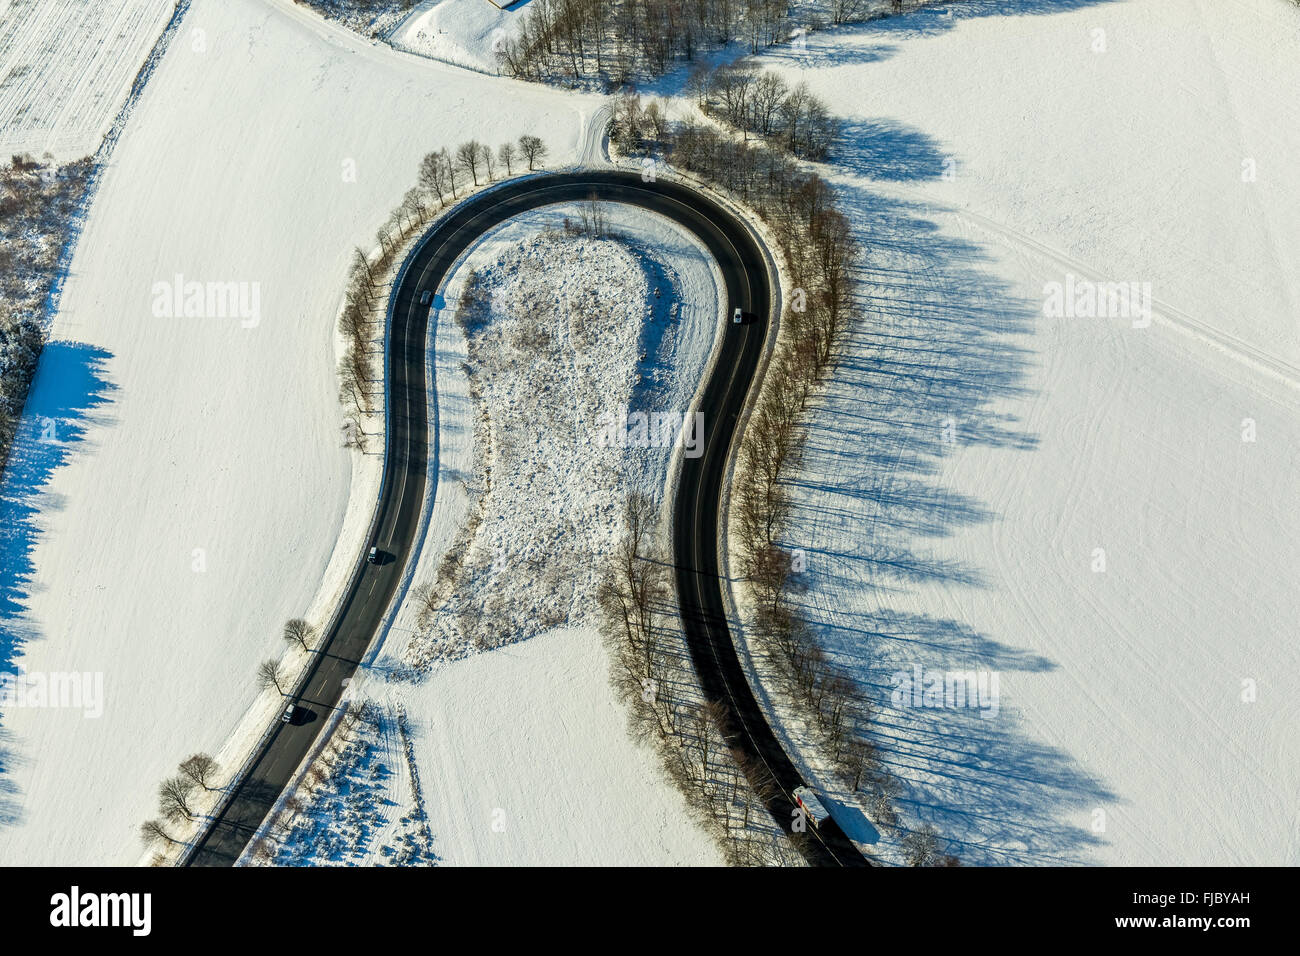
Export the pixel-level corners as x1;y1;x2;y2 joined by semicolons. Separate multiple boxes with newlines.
0;0;594;865
265;203;725;865
272;627;724;866
389;0;523;74
6;0;1294;870
747;0;1300;865
0;0;176;160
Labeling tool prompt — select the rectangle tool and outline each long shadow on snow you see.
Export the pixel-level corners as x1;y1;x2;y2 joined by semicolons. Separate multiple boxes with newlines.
0;341;116;828
770;113;1115;864
759;0;1125;73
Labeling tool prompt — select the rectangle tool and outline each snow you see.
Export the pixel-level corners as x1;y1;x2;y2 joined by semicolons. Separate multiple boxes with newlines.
8;0;1290;869
0;0;175;161
275;627;723;865
401;206;721;668
740;0;1300;865
389;0;524;75
0;0;592;865
288;0;413;39
266;202;725;865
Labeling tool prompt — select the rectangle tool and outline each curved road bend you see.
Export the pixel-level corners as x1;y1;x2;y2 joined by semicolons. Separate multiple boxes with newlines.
187;171;867;867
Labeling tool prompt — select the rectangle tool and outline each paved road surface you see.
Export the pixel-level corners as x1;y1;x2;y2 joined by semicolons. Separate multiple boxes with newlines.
187;171;868;867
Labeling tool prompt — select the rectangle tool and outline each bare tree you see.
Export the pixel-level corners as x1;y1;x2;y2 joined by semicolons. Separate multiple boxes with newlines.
711;63;758;137
344;340;371;389
283;617;315;652
257;659;286;695
480;143;496;182
518;134;547;170
829;0;873;23
643;98;670;144
249;838;275;865
402;187;429;227
418;148;452;206
339;363;367;422
497;141;517;176
606;492;664;663
697;699;730;782
902;824;940;866
159;776;197;822
751;71;788;135
685;64;710;108
870;789;899;830
455;140;485;186
613;92;644;152
140;818;181;846
352;247;374;287
752;547;798;621
842;735;876;793
179;753;219;791
577;193;610;237
341;413;367;452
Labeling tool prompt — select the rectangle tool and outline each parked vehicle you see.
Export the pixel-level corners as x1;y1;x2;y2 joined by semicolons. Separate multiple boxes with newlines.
793;786;830;829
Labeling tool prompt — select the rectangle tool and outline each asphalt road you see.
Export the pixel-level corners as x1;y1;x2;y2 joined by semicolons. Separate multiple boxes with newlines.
187;170;867;867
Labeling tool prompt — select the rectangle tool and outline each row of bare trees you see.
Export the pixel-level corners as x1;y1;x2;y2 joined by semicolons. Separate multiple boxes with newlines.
337;135;549;450
707;138;921;850
644;92;958;864
137;616;323;856
687;62;839;159
495;0;932;87
0;155;94;476
596;494;797;863
497;0;767;85
254;618;319;700
603;94;895;862
418;135;549;205
138;616;318;853
615;75;836;171
640;109;853;384
139;753;220;851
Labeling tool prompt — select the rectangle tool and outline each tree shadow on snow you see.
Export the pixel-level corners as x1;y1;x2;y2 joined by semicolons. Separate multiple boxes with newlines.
772;109;1118;863
759;0;1125;72
834;119;951;182
0;342;116;828
861;0;1126;39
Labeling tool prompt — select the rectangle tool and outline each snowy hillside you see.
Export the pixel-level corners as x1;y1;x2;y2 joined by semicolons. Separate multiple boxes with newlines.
3;0;1295;872
259;202;726;866
747;0;1300;865
389;0;524;74
0;0;176;160
0;0;592;865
